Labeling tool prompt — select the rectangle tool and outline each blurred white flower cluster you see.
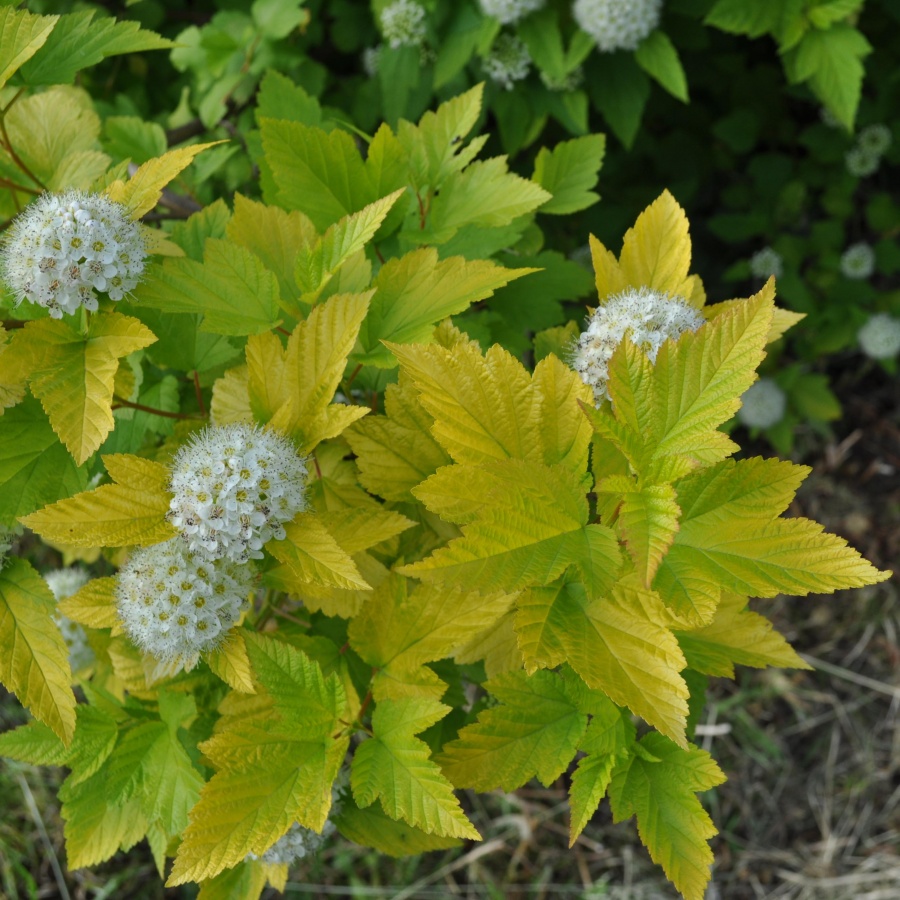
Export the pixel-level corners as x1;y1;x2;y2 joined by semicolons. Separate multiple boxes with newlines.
845;124;892;177
380;0;427;48
0;524;22;572
115;538;255;669
571;286;705;404
167;423;308;564
749;246;783;280
572;0;662;52
540;67;584;92
0;190;145;318
46;568;94;672
840;242;875;280
483;34;532;89
478;0;545;25
362;44;382;77
737;378;786;429
858;313;900;360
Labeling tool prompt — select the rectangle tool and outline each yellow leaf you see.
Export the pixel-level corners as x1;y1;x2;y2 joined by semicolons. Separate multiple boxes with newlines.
210;364;253;426
704;288;806;344
106;142;222;219
618;189;692;295
21;313;157;464
57;576;121;632
0;558;76;743
0;8;58;91
140;225;185;257
589;234;627;302
0;325;27;412
455;610;524;678
206;630;255;694
21;453;174;548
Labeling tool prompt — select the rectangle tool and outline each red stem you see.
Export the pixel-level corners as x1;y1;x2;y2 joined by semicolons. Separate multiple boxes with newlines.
193;370;206;417
112;396;205;420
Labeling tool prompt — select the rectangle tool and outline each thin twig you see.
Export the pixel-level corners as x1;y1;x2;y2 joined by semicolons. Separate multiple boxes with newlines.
193;370;206;417
0;93;47;191
112;395;205;420
801;653;900;700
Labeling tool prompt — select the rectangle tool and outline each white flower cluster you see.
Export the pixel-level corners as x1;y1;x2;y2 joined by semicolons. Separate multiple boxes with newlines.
749;246;783;280
362;44;382;77
46;568;94;672
845;124;892;177
478;0;545;25
840;242;875;280
380;0;427;49
572;0;662;53
571;286;705;405
0;524;22;572
247;770;348;865
167;424;308;564
0;190;145;318
115;538;254;668
540;66;584;92
737;378;786;429
858;313;900;360
483;34;532;90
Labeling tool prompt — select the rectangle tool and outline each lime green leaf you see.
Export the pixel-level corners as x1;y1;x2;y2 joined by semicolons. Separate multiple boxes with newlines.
783;24;871;129
261;118;373;230
0;559;75;744
267;514;369;591
676;593;810;678
206;630;254;694
335;797;462;856
296;190;403;297
138;238;281;336
609;733;726;900
402;459;621;596
18;9;172;86
58;576;120;631
437;670;587;791
21;455;174;549
226;193;316;317
0;7;57;91
352;697;479;839
515;576;689;747
354;250;534;367
634;31;689;102
532;134;605;215
349;573;513;698
0;397;87;527
0;719;68;766
618;189;692;296
251;0;309;39
423;156;551;244
106;142;220;219
196;863;267;900
243;632;349;733
703;0;794;38
808;0;865;29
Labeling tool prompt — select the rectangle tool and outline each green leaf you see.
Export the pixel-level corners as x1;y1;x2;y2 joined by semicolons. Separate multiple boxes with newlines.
0;559;76;744
676;593;810;678
251;0;308;40
351;697;480;839
532;134;605;215
609;734;726;900
335;797;462;856
102;116;167;165
634;30;688;102
0;397;87;527
354;250;534;367
0;719;68;766
349;573;513;699
703;0;798;38
516;576;690;748
783;24;871;130
587;54;650;148
0;7;57;91
138;239;281;336
808;0;865;29
402;459;621;597
18;9;172;86
437;669;587;791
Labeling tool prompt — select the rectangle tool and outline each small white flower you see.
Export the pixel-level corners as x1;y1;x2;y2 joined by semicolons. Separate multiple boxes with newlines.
483;34;532;90
540;66;584;92
572;0;662;53
115;538;255;669
845;146;880;178
246;769;348;865
840;242;875;280
858;313;900;360
0;190;146;319
856;124;892;157
380;0;427;49
571;286;705;405
362;44;382;78
820;106;842;129
0;524;22;572
749;247;783;280
478;0;545;25
46;568;93;672
737;378;786;429
167;423;308;564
